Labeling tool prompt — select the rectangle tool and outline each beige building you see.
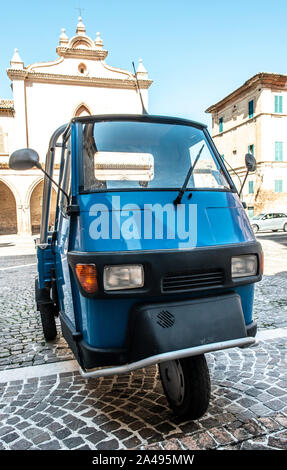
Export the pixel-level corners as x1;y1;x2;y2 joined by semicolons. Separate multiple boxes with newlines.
0;17;152;235
206;73;287;216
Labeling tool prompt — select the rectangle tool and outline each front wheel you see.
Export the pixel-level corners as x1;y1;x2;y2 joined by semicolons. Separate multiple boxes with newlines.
284;223;287;232
158;355;211;419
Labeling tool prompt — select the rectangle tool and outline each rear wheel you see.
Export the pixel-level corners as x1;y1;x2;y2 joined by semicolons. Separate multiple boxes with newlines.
252;224;259;233
39;305;57;341
159;355;210;419
35;277;57;341
284;223;287;232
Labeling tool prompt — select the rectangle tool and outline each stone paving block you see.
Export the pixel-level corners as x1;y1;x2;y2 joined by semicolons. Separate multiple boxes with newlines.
257;416;283;432
62;436;85;449
162;438;182;450
122;436;141;449
209;427;236;445
38;440;61;450
178;421;201;434
240;440;270;450
274;415;287;427
265;399;286;411
268;431;287;449
268;387;286;397
180;433;207;450
15;421;30;431
10;438;33;450
0;426;14;437
1;432;19;443
54;428;72;440
96;438;120;450
249;403;274;416
236;397;258;408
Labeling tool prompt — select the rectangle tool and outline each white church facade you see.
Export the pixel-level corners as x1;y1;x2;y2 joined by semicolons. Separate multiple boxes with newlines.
0;17;152;235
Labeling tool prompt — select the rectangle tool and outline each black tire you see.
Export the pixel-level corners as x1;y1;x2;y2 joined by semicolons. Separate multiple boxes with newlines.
272;230;278;232
159;354;211;420
35;277;57;341
39;305;57;341
284;223;287;232
252;224;259;233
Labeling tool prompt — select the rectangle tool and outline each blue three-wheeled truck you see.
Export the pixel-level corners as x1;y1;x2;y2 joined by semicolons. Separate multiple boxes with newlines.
9;114;262;419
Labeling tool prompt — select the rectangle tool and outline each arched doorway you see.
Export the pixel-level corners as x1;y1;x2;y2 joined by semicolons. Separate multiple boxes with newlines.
0;180;17;235
30;181;57;235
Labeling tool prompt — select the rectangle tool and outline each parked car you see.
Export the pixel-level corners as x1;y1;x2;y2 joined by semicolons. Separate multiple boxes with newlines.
250;212;287;233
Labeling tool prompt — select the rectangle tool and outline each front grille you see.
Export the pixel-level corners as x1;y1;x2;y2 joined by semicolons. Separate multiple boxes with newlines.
156;310;175;328
162;270;224;293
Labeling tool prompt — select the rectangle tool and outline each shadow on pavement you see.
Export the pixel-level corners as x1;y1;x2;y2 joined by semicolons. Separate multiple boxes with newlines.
256;232;287;248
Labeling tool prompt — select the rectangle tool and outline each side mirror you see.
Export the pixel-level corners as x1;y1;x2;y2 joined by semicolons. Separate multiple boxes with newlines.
238;153;256;198
9;148;41;171
245;153;256;172
9;147;70;207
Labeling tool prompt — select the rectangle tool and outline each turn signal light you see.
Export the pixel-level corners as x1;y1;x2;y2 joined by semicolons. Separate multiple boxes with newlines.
75;264;98;294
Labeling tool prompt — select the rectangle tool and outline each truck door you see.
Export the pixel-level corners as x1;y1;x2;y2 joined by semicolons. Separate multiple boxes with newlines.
53;134;75;325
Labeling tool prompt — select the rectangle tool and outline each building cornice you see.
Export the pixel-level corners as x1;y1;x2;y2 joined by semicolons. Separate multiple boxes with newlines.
6;68;153;89
0;99;14;114
206;72;287;114
56;46;108;61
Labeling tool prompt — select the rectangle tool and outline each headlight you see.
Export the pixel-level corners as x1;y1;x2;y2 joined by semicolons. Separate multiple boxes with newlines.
231;255;258;278
103;265;144;291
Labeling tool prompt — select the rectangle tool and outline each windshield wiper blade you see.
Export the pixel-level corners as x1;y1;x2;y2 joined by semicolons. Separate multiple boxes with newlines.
173;144;205;205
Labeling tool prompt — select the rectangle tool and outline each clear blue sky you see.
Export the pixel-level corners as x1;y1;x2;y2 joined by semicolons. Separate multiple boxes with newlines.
1;0;287;127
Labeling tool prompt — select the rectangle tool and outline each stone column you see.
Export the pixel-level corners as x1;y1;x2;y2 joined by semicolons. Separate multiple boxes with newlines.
16;203;31;236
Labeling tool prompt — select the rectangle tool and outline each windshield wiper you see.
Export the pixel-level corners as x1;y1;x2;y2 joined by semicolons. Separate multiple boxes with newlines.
173;144;205;205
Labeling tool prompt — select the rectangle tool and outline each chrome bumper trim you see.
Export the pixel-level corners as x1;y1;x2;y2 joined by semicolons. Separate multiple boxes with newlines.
79;336;255;379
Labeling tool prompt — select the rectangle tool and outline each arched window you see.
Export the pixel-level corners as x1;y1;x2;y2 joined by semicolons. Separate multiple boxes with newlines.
78;63;87;75
74;104;91;117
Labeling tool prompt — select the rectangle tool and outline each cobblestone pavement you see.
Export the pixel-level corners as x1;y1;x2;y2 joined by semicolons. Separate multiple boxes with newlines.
0;338;287;450
1;234;286;371
0;233;286;450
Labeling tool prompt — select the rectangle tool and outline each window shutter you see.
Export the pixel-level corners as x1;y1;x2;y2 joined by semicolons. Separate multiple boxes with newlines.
275;180;283;192
248;181;254;194
248;100;254;118
275;95;283;113
275;142;283;161
219;117;223;133
275;95;278;113
279;95;283;113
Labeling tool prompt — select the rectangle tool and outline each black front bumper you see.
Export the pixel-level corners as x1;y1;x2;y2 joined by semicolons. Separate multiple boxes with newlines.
126;292;251;362
61;291;257;370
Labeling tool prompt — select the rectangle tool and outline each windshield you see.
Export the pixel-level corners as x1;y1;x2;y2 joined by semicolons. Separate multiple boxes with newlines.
81;120;231;192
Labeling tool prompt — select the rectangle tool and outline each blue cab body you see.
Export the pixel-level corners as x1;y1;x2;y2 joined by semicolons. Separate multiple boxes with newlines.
35;115;262;376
